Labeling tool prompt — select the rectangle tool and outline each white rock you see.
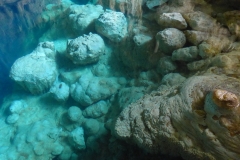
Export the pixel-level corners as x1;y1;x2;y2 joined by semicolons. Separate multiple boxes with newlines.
70;73;122;107
10;42;58;94
95;10;128;42
6;113;19;124
69;127;86;150
68;106;83;122
66;33;105;65
9;100;27;114
172;46;198;62
157;56;177;75
82;100;109;118
156;28;186;55
156;12;187;29
49;82;69;102
68;4;104;34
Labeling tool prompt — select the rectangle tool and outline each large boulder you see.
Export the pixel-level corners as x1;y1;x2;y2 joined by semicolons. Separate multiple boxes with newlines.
95;9;128;42
70;73;124;107
155;12;187;29
172;46;199;62
68;4;104;34
10;42;58;94
114;75;240;160
156;28;186;55
66;33;105;65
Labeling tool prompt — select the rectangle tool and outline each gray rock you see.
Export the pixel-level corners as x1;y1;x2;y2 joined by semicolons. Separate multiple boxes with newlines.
6;113;19;124
10;42;58;94
69;127;86;150
66;33;105;65
70;73;122;107
157;56;177;75
183;11;217;32
9;100;27;114
172;46;199;62
68;4;104;34
83;119;100;136
156;12;187;29
49;82;69;102
82;101;109;118
68;106;83;122
95;9;128;42
161;73;186;86
156;28;186;55
184;30;209;45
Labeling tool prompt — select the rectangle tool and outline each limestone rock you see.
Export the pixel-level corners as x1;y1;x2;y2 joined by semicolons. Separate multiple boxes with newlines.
49;82;69;102
10;42;58;94
68;127;86;150
183;11;217;32
68;4;104;34
118;87;146;110
95;9;128;42
157;56;177;75
156;28;186;55
184;30;209;45
172;46;199;62
114;75;240;160
7;119;64;159
156;12;187;29
83;119;100;136
70;73;122;107
217;10;240;40
198;36;232;59
82;100;109;118
66;33;105;65
67;106;83;122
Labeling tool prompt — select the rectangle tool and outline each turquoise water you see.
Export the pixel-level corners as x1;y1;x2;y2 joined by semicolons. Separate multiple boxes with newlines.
0;0;240;160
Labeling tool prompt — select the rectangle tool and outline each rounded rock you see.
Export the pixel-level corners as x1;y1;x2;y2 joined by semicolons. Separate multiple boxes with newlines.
156;28;186;55
68;106;82;122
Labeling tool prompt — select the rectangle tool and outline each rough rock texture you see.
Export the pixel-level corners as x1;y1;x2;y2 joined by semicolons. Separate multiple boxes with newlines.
156;12;187;29
82;100;109;118
187;50;240;74
66;33;105;65
0;119;65;159
156;28;186;55
67;106;83;122
95;9;128;42
183;11;217;32
68;127;86;150
68;4;104;34
114;75;240;160
10;42;58;94
172;46;199;62
218;10;240;40
49;81;70;102
70;73;123;107
157;56;177;75
184;30;209;45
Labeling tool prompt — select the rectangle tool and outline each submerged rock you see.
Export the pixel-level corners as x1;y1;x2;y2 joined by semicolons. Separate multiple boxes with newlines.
95;9;128;42
68;4;104;34
156;28;186;55
156;12;187;29
66;33;105;65
70;73;123;107
10;42;58;94
114;75;240;160
172;46;199;62
49;82;70;102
